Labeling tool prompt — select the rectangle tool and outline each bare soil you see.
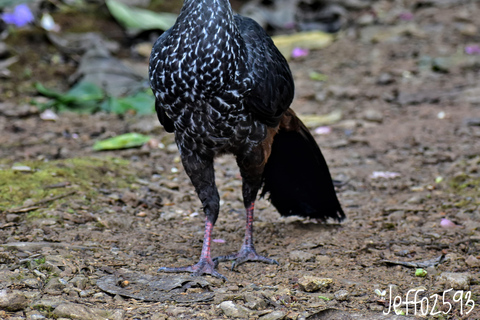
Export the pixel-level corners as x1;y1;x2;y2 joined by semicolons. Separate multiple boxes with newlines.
0;1;479;319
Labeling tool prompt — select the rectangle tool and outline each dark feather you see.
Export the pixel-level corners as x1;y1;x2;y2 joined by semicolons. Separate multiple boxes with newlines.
261;113;345;221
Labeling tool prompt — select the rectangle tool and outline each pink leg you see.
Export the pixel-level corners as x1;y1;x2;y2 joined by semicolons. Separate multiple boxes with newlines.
158;218;226;280
214;202;278;270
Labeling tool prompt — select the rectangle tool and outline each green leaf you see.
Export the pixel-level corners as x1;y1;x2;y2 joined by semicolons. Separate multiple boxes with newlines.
35;81;104;113
101;92;155;115
318;296;330;301
106;0;177;33
63;81;104;103
120;91;155;115
93;133;151;151
309;71;328;82
35;82;64;100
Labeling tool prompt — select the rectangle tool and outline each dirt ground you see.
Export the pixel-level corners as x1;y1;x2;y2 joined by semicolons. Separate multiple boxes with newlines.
1;1;480;319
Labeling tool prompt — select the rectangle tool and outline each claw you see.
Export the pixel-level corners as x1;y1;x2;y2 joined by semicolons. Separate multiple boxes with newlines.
158;258;227;281
214;245;278;271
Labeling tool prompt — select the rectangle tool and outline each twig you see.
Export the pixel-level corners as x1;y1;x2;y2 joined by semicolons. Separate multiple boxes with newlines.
6;190;76;214
381;254;445;269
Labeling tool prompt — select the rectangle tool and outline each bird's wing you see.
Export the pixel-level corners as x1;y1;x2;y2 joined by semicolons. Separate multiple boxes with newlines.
150;28;175;133
234;15;295;127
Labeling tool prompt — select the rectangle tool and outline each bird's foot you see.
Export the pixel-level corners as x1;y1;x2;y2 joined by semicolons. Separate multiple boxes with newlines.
214;245;278;271
158;258;227;281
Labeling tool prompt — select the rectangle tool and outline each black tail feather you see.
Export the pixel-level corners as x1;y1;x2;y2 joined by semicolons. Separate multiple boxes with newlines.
261;122;345;221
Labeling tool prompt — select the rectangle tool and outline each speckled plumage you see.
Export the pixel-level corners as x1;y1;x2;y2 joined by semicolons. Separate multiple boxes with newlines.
149;0;293;161
149;0;343;279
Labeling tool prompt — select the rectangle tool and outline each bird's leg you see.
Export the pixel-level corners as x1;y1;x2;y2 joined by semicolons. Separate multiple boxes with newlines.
158;217;225;280
158;157;226;280
214;149;278;270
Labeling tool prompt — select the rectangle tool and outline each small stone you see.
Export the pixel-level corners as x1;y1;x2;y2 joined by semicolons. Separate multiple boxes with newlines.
244;294;268;310
377;72;394;85
455;23;478;36
218;301;251;318
31;298;66;310
26;310;46;320
363;109;383;123
44;277;66;295
465;255;480;267
0;289;28;311
438;272;472;290
289;250;315;262
11;165;32;172
33;270;46;279
70;276;88;290
151;313;168;320
165;306;190;317
79;289;95;298
315;255;331;265
110;309;125;320
298;276;333;292
334;289;349;301
93;292;105;300
22;278;42;289
6;214;21;222
54;302;103;320
357;13;375;26
23;291;41;300
259;310;286;320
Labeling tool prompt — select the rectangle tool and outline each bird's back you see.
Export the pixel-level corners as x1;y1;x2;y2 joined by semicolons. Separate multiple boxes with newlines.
149;0;295;159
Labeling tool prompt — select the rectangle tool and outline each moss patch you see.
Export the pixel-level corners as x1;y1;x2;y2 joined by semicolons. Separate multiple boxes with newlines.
0;157;134;212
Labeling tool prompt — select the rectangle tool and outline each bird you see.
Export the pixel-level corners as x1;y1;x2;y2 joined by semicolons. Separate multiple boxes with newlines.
149;0;344;280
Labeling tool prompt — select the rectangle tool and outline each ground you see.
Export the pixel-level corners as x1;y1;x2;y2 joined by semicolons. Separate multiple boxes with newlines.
0;1;480;319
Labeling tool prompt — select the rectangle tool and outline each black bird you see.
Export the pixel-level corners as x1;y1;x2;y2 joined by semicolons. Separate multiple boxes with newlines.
149;0;344;280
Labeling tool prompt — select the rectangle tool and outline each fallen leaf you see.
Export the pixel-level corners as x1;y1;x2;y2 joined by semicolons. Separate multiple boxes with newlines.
93;133;152;151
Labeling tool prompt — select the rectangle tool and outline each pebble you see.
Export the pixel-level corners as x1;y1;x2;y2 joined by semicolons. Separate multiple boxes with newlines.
377;72;394;85
245;294;268;310
0;289;28;311
26;311;46;320
110;309;125;320
33;270;47;280
218;301;251;318
79;289;95;298
31;298;66;310
70;276;88;290
298;276;333;292
22;278;42;289
334;289;350;301
465;255;480;267
259;310;286;320
165;306;190;317
315;255;331;265
438;272;472;290
11;165;32;172
54;302;103;320
363;109;383;123
289;250;315;262
44;277;66;295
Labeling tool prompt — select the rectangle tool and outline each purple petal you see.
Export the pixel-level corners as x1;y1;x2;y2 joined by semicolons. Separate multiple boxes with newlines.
212;239;225;243
1;4;34;27
440;218;457;229
1;13;17;24
291;47;309;59
398;12;414;21
314;126;332;135
465;45;480;55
